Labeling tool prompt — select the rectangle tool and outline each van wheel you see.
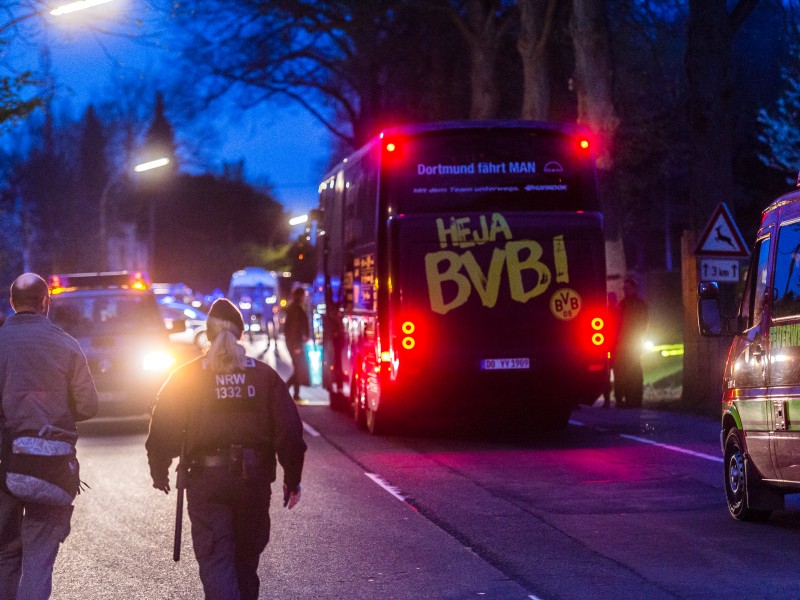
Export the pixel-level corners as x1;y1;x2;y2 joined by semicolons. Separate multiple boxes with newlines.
724;429;771;522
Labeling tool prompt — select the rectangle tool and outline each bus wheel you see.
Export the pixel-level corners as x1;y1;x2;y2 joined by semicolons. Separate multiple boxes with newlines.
366;390;396;436
366;405;383;435
352;374;367;430
724;429;771;522
328;390;347;412
536;405;570;431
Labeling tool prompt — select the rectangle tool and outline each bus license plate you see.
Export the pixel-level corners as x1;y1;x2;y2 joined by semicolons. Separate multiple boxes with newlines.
481;358;530;370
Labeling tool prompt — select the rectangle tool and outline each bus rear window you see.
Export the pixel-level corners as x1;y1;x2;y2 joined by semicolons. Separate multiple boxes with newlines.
383;129;597;214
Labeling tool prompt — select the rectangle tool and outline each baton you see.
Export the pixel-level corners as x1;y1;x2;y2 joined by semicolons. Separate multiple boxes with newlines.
173;441;188;562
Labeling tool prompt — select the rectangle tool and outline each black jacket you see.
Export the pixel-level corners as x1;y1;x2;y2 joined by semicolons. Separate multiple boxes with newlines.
146;355;306;491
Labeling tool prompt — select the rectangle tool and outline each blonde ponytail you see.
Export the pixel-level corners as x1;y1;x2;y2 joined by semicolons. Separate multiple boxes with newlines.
205;317;248;373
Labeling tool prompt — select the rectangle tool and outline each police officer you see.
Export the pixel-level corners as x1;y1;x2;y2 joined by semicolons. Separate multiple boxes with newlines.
146;298;306;600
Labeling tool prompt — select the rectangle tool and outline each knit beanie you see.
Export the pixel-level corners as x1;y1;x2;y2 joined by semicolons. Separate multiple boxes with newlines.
207;298;245;339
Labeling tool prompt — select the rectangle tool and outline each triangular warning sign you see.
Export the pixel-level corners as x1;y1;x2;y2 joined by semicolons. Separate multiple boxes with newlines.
695;203;749;258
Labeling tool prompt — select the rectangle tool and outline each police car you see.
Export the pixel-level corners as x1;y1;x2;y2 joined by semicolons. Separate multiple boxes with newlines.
699;184;800;521
48;271;189;417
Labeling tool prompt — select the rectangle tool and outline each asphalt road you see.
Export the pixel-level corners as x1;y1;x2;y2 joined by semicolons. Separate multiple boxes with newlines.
47;339;800;599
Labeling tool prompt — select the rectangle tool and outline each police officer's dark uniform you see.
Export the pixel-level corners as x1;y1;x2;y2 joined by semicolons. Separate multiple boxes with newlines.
146;299;306;600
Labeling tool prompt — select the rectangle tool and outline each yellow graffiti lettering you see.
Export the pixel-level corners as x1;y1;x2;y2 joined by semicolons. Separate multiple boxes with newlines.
505;240;551;302
553;235;569;283
436;217;459;249
489;213;512;242
472;215;490;245
425;251;471;314
461;247;506;308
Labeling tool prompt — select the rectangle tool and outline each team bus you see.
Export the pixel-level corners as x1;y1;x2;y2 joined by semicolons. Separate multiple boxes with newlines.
313;121;609;434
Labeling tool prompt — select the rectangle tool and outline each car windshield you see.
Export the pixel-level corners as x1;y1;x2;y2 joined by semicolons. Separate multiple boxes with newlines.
50;292;165;337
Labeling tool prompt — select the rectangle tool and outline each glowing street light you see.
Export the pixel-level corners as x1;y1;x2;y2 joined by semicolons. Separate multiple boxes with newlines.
99;157;170;271
134;157;170;173
289;214;309;227
50;0;117;16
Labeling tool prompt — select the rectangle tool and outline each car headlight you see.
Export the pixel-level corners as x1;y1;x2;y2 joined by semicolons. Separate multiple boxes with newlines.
142;351;176;372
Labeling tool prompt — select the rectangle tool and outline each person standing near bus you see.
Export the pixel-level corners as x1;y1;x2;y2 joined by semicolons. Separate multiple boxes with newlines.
146;298;306;600
284;287;311;401
614;277;649;408
602;291;620;408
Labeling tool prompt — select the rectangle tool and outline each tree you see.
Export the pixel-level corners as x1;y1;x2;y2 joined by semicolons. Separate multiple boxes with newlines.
517;0;559;120
0;3;48;131
686;0;759;229
758;43;800;184
570;0;619;171
166;1;483;147
436;0;518;119
145;172;288;291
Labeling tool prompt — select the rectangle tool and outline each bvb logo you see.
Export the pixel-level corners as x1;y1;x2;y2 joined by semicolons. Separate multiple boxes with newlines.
550;288;582;321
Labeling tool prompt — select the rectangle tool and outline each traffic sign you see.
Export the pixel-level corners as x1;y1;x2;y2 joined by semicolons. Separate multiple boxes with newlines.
695;203;749;258
699;258;741;282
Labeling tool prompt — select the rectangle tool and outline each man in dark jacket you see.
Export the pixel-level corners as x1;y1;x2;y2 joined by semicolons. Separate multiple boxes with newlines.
0;273;99;600
283;287;311;401
146;298;306;600
614;277;649;408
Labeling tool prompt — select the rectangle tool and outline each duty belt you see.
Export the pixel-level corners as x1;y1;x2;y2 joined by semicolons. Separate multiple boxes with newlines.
191;445;267;479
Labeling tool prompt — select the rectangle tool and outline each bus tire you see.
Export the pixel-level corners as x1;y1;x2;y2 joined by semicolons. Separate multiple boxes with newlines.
366;385;394;436
724;429;771;522
538;405;570;431
328;390;347;412
366;405;389;435
352;372;367;430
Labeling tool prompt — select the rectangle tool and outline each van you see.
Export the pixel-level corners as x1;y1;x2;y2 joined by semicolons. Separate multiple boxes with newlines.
228;267;279;337
698;187;800;521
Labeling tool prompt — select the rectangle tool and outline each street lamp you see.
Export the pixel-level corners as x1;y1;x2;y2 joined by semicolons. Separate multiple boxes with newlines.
134;157;170;173
99;157;170;272
50;0;118;17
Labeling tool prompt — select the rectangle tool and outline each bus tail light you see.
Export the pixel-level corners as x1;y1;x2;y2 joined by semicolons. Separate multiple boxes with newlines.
401;320;416;350
590;316;605;347
582;309;613;353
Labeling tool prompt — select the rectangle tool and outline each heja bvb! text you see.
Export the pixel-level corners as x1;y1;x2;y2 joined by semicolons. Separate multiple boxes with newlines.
425;213;569;315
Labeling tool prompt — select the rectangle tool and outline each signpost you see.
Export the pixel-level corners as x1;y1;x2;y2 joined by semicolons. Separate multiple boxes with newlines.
683;203;750;412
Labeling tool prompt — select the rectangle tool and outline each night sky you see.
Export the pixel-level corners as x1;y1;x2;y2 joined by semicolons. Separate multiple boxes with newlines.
8;0;330;218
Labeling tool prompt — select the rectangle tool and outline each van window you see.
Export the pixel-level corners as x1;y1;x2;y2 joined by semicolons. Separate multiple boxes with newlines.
741;237;770;327
772;221;800;319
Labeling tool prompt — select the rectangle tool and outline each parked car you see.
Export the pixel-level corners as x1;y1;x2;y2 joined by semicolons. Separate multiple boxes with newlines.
48;271;186;417
157;300;209;349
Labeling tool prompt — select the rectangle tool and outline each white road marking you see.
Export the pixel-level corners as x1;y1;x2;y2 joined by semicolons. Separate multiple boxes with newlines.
365;472;408;503
618;434;723;463
571;420;723;463
302;421;320;437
